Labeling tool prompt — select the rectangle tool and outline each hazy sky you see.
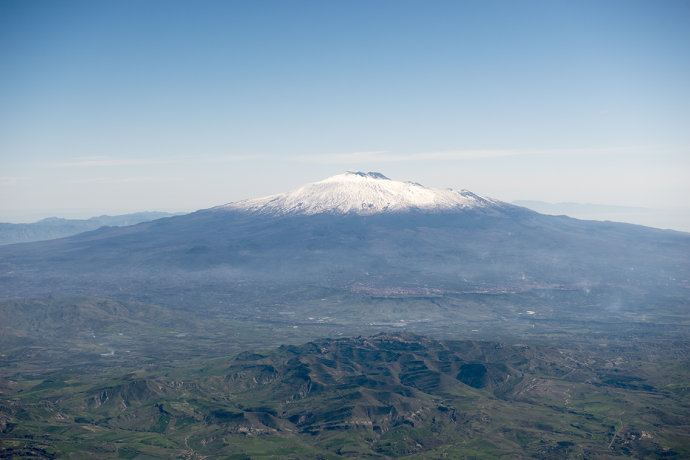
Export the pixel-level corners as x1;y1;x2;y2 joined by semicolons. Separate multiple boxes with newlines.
1;0;689;227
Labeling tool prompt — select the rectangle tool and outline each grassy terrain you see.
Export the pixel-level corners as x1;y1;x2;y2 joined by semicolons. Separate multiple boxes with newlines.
1;299;689;459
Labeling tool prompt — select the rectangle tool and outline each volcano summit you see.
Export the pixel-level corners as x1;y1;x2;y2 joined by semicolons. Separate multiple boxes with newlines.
218;171;503;216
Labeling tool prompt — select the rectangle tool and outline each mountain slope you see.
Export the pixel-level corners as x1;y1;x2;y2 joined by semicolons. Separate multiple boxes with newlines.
0;172;687;333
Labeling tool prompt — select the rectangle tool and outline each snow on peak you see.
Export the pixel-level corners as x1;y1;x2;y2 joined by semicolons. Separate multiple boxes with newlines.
342;171;390;180
217;172;501;216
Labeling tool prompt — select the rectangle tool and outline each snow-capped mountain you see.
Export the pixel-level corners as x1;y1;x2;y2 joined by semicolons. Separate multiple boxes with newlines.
1;169;688;322
217;171;501;216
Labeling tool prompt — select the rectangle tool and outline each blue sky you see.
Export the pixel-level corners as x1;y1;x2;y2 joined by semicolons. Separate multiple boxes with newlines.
1;0;689;228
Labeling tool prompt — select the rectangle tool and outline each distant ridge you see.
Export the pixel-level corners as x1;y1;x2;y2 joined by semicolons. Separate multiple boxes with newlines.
217;171;504;216
0;211;176;245
513;200;690;232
